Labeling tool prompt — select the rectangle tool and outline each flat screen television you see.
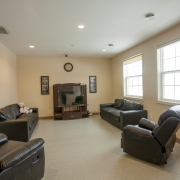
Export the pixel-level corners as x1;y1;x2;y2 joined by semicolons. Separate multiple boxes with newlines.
58;85;83;106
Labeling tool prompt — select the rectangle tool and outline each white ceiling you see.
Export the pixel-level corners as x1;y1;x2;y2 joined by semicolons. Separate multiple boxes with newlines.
0;0;180;58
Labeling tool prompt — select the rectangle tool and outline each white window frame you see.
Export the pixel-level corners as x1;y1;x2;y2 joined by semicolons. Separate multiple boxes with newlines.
123;53;143;100
157;38;180;104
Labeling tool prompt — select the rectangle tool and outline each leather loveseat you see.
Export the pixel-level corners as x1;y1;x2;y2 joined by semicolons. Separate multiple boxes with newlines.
0;133;45;180
100;99;147;130
0;104;39;142
121;105;180;164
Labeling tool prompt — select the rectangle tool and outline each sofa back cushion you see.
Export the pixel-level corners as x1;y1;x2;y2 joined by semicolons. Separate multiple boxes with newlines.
158;105;180;125
0;106;16;120
114;99;124;109
10;104;20;117
0;112;7;121
120;99;143;111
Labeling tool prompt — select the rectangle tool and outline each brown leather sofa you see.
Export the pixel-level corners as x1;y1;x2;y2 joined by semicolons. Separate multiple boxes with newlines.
121;105;180;164
100;99;147;130
0;104;39;142
0;133;45;180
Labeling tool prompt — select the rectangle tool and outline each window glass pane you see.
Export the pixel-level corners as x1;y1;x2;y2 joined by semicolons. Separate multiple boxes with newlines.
175;72;180;85
127;86;132;95
175;86;180;100
163;44;175;59
133;77;139;85
176;57;180;70
139;76;142;85
176;42;180;57
139;86;143;96
127;78;133;86
163;58;175;71
131;69;135;76
163;86;174;99
132;86;138;95
126;67;130;76
138;60;142;66
132;62;137;67
134;67;139;76
163;73;174;85
138;67;142;75
124;56;142;97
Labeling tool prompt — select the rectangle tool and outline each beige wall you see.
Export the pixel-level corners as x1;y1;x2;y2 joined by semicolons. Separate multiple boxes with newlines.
17;56;113;117
0;42;17;108
112;23;180;137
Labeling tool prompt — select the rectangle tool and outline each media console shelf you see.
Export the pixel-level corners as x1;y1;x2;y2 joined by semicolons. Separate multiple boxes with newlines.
53;83;89;120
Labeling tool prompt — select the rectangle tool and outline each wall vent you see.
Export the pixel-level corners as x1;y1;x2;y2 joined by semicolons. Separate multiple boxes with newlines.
108;44;114;46
0;26;9;34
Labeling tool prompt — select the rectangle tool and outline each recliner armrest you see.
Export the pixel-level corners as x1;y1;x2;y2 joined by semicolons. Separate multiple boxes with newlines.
0;133;8;145
0;138;44;169
124;125;153;137
139;118;158;131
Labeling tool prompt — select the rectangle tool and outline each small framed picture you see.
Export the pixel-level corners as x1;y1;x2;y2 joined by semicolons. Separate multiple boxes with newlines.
89;76;97;93
41;76;49;95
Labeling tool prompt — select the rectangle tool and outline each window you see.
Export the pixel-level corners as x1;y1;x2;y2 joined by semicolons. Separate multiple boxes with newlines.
157;40;180;103
123;54;143;99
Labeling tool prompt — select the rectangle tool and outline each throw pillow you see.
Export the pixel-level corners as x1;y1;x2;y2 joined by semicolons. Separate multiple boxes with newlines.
121;99;142;111
0;112;7;121
114;99;124;109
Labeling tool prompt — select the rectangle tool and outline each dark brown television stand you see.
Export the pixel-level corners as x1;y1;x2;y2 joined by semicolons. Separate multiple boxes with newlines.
53;83;89;120
54;104;88;120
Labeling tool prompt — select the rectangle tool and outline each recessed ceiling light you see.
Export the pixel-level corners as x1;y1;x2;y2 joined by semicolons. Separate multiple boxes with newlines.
145;13;155;20
102;49;106;51
29;45;34;48
78;25;84;28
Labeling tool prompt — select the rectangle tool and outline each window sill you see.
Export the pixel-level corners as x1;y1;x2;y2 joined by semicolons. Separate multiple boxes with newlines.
156;100;180;106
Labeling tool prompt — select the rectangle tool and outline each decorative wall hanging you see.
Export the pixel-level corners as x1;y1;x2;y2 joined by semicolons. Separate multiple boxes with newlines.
41;76;49;95
89;76;97;93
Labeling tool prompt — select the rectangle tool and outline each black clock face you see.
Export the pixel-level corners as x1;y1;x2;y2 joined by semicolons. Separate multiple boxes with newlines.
64;63;73;72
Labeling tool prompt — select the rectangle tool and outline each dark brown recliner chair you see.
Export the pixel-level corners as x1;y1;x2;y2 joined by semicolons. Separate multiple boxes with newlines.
0;133;45;180
121;105;180;164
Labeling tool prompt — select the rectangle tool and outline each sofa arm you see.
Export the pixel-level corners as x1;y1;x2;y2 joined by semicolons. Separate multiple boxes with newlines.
0;138;44;169
120;110;147;130
139;118;158;131
0;133;8;145
31;108;38;114
100;103;114;108
0;119;30;142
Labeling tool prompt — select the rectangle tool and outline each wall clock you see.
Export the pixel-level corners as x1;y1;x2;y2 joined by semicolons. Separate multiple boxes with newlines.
64;63;73;72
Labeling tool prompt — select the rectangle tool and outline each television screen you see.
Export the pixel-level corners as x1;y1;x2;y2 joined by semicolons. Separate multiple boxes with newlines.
58;85;83;106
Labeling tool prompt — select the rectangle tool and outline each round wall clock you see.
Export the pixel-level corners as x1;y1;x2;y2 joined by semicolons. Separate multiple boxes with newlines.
64;63;73;72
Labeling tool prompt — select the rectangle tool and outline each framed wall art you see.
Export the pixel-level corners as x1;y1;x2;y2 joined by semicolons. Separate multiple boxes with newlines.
89;76;97;93
41;76;49;95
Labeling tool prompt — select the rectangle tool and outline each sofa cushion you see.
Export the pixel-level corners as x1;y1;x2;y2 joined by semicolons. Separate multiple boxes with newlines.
101;107;116;116
108;110;122;122
0;106;16;120
121;99;142;111
10;104;20;117
158;106;180;125
0;113;7;121
114;99;124;108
